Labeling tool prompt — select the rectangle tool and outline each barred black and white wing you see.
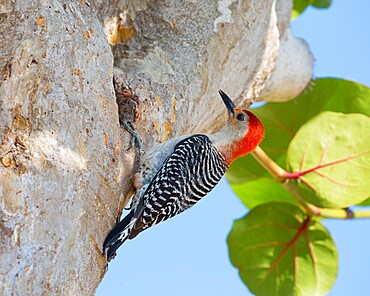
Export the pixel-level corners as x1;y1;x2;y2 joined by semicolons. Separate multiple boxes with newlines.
129;134;228;238
103;134;227;261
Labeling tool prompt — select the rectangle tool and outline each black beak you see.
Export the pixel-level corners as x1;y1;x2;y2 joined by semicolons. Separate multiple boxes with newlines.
218;89;236;115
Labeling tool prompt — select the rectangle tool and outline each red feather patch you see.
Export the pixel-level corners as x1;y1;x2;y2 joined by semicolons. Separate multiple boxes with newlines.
228;110;265;165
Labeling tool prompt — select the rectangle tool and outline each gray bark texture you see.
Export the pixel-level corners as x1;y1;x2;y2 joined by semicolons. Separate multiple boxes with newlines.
0;0;312;294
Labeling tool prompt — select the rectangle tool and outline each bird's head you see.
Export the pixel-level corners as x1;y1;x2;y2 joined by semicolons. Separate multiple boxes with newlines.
216;90;265;165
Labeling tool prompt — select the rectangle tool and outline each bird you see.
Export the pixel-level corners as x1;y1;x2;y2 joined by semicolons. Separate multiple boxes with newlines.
103;90;264;262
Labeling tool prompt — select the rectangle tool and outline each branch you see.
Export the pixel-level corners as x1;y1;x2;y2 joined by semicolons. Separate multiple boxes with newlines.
251;146;286;183
251;146;370;219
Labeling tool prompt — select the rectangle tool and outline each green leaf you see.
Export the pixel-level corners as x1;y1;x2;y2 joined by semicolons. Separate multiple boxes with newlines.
226;150;287;184
225;154;271;183
292;0;310;19
228;202;338;296
312;0;332;9
227;78;370;184
287;112;370;208
292;0;332;19
358;197;370;206
231;179;297;209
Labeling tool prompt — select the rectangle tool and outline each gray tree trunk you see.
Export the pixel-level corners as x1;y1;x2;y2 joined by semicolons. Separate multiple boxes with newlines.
0;0;312;294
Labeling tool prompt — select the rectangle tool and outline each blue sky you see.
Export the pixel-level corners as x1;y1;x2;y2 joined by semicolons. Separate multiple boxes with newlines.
97;2;370;295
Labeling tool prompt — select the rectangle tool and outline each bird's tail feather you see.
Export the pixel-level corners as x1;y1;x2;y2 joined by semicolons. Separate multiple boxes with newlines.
103;210;135;262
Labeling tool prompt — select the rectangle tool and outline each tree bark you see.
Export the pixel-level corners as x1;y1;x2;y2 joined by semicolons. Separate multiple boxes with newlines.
0;0;312;294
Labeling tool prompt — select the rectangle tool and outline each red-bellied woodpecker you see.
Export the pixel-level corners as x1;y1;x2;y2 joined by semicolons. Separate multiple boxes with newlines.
103;90;264;261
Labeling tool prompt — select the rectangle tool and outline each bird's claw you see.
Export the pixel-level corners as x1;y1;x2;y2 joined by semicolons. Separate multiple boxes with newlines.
120;120;143;151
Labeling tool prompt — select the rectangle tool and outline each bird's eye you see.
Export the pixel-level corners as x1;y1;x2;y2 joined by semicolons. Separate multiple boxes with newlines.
236;113;245;121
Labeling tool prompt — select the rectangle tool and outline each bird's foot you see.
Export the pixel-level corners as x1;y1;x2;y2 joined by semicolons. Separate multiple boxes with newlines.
120;120;145;155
